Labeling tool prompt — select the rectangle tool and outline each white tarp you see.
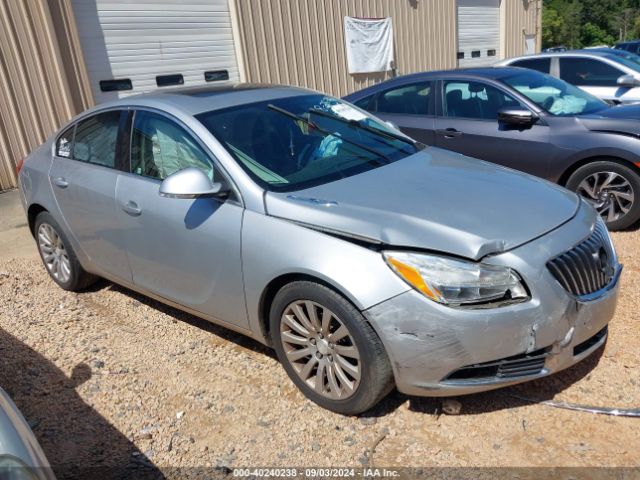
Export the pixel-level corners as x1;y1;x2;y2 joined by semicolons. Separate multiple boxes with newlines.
344;16;394;74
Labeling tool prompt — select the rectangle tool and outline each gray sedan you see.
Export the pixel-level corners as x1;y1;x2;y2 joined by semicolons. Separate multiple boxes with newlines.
18;85;620;414
343;67;640;230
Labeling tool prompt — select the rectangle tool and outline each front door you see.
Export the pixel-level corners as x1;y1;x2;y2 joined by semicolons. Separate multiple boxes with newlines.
434;79;552;178
115;109;248;329
49;110;132;281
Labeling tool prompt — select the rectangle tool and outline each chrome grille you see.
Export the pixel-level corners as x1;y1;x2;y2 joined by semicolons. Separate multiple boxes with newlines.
547;221;616;297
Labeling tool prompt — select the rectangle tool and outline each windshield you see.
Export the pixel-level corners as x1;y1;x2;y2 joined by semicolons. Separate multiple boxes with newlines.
196;94;419;192
501;70;608;116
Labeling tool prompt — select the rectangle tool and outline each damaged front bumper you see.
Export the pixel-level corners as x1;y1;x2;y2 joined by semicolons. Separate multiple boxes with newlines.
363;208;621;397
365;271;618;396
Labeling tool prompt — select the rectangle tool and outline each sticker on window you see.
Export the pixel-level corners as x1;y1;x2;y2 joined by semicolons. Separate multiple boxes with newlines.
58;138;71;158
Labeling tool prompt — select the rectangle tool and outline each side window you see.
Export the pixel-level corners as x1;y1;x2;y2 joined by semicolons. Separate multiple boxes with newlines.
373;82;431;115
131;111;214;181
559;58;623;86
352;95;373;110
56;125;74;158
73;111;121;167
444;81;522;120
511;58;551;74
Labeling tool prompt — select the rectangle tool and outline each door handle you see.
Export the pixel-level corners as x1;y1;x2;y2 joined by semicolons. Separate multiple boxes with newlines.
436;128;463;138
52;177;68;188
122;201;142;216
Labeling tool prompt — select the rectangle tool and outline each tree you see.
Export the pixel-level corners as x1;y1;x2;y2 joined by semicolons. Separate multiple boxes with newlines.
581;22;616;46
542;6;564;46
542;0;640;47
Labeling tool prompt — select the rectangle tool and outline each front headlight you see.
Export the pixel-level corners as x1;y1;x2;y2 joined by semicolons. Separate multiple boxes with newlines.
383;251;528;307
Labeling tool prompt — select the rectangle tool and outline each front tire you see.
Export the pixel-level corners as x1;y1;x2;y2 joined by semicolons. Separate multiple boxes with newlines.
34;211;97;291
566;161;640;230
270;281;393;415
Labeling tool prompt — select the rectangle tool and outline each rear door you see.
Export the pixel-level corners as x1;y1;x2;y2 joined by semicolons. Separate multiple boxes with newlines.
49;110;132;281
433;78;551;178
365;81;436;144
115;109;248;329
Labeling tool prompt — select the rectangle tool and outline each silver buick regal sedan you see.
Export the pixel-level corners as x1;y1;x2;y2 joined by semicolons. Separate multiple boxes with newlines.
18;84;621;414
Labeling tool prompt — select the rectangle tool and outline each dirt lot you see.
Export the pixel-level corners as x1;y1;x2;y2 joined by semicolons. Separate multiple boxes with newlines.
0;190;638;478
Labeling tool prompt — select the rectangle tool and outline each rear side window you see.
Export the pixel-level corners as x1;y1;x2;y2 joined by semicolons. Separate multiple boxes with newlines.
373;82;431;115
56;125;74;158
511;57;551;74
559;58;623;86
73;111;121;167
352;95;374;110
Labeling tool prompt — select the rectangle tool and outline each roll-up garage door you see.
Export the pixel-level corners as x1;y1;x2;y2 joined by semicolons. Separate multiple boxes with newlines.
72;0;240;103
457;0;500;68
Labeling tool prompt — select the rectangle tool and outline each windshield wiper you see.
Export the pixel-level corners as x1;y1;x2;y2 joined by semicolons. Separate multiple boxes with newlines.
308;108;421;149
267;104;391;164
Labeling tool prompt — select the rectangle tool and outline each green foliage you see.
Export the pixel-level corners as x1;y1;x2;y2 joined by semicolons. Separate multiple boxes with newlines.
542;0;640;48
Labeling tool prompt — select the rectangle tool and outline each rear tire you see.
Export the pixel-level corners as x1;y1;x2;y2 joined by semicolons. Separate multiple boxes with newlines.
566;161;640;230
34;211;97;291
270;281;394;415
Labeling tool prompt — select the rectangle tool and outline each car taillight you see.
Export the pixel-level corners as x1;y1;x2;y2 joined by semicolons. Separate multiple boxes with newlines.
15;158;25;174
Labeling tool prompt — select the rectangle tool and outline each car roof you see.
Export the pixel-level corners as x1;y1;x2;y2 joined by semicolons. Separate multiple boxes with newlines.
92;83;316;116
505;50;621;61
342;67;530;99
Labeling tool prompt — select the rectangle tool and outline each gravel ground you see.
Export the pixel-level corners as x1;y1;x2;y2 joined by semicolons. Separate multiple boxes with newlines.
0;228;638;478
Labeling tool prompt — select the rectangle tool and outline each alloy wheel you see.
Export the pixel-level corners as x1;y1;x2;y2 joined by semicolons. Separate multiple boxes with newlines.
280;300;361;400
38;223;72;283
577;171;635;223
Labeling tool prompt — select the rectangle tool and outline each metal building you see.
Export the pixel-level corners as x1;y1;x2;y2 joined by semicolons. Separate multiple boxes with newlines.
0;0;541;191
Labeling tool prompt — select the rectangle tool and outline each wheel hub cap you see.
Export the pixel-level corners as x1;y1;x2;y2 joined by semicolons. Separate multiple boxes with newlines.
280;300;361;400
37;223;71;283
577;171;635;223
317;338;330;355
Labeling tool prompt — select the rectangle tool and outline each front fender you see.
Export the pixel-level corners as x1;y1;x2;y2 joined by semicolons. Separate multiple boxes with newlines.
241;211;410;341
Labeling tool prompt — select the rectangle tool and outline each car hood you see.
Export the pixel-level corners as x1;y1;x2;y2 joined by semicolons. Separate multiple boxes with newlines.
265;148;580;260
578;104;640;136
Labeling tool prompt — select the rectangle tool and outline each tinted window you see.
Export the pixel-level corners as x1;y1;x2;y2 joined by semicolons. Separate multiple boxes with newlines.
443;81;522;120
131;111;214;180
196;94;418;192
373;82;431;115
73;111;120;167
352;95;373;110
511;57;551;74
100;79;132;92
559;58;623;86
56;125;74;158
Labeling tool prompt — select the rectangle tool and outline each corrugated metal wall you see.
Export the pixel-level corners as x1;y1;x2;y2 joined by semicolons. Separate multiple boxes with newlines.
0;0;91;191
503;0;541;58
232;0;458;98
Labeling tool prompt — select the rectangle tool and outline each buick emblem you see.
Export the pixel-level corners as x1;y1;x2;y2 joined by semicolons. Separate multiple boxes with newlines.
593;247;613;278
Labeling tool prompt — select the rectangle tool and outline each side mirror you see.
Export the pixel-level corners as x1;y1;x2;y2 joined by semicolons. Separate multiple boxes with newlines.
498;107;538;126
159;167;227;199
616;74;640;87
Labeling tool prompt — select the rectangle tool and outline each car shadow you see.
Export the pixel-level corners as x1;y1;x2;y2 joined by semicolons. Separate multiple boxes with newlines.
0;328;165;480
82;280;605;420
104;281;275;360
